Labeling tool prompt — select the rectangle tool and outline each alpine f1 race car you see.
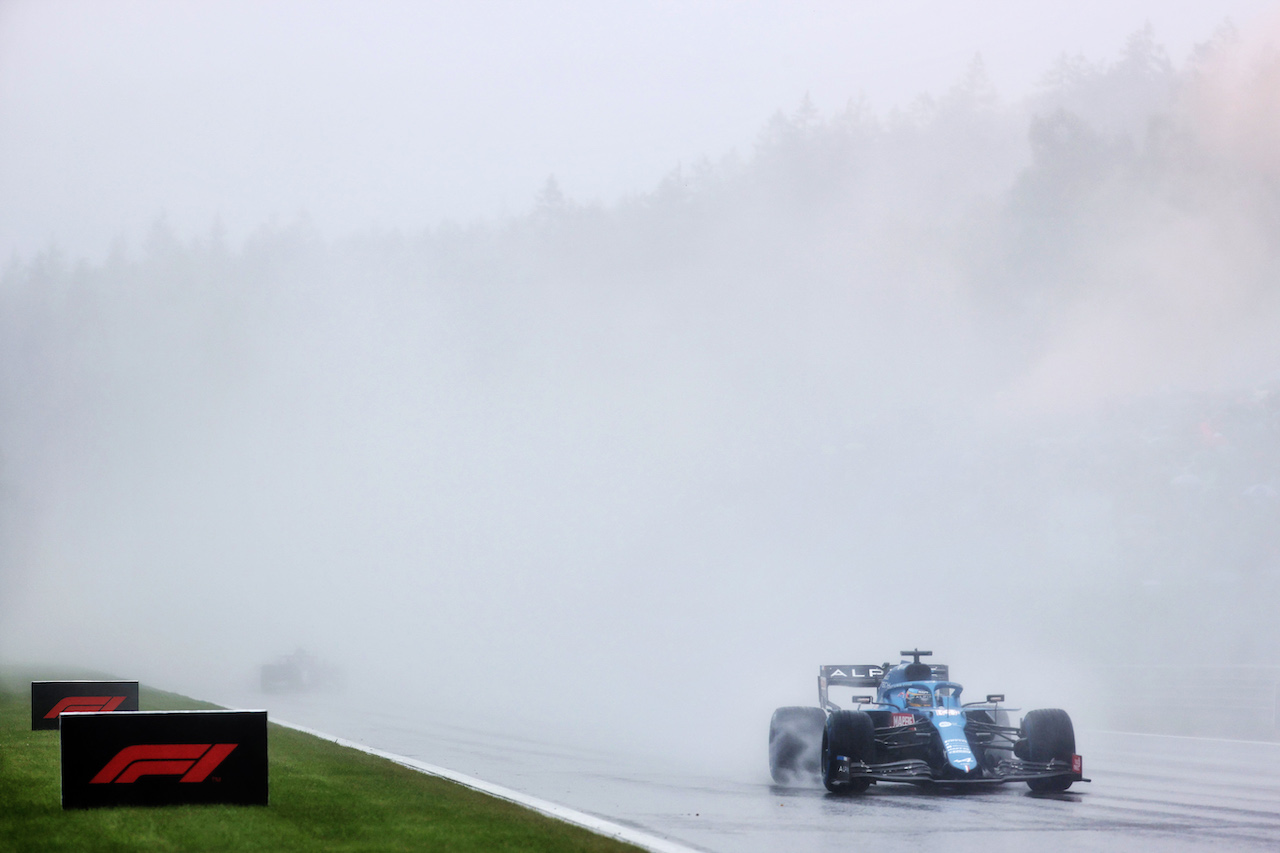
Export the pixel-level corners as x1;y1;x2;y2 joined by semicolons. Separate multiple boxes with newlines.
768;650;1089;793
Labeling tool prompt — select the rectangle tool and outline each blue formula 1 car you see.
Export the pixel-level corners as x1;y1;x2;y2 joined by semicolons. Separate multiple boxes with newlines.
768;650;1088;793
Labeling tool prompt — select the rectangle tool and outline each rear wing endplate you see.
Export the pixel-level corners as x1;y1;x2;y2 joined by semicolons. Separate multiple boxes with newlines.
819;665;884;711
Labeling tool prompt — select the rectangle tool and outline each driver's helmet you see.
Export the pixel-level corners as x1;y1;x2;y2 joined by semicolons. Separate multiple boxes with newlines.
905;687;932;708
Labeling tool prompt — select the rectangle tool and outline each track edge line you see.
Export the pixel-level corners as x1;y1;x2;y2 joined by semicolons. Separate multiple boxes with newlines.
272;718;706;853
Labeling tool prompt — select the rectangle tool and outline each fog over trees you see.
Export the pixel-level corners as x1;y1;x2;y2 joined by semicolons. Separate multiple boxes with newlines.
2;26;1278;763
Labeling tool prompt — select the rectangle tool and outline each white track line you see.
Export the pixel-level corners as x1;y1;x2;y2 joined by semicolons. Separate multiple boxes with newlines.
273;719;704;853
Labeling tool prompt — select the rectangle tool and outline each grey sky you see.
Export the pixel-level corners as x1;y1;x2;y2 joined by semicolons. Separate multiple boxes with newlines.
3;1;1277;262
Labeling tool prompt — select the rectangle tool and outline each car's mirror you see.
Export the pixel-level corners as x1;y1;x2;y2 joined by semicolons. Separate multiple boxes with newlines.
853;695;873;705
986;694;1005;704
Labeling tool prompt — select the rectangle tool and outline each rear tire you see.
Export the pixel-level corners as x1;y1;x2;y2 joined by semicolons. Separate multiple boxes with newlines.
821;710;875;794
768;707;826;784
1022;708;1075;792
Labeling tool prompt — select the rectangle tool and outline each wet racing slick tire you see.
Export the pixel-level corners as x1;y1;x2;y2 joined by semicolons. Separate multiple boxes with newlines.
769;706;826;783
1022;708;1076;792
821;710;875;794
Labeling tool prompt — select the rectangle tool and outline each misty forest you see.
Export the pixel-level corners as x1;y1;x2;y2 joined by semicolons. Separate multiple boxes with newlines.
3;26;1279;761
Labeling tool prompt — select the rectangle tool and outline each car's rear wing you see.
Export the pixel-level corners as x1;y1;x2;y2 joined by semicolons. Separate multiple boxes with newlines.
820;665;886;688
818;663;951;711
819;665;884;711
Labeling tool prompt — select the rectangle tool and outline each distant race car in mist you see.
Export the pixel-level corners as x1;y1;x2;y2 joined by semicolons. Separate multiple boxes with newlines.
259;649;343;694
768;649;1088;793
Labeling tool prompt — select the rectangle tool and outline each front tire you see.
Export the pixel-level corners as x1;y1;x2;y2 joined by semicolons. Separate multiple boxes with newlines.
768;707;826;784
1022;708;1076;792
821;710;875;794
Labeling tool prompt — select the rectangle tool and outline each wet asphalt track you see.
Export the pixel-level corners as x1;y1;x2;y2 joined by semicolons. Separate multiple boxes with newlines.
218;692;1280;852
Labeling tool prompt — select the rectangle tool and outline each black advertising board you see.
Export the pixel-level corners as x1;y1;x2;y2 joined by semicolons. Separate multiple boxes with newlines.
60;710;268;809
31;681;140;731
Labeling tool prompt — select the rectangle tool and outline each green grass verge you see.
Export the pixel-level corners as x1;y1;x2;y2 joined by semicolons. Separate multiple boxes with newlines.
0;669;643;852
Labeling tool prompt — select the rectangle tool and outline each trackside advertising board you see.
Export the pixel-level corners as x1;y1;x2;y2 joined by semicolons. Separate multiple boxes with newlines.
60;710;268;809
31;681;139;731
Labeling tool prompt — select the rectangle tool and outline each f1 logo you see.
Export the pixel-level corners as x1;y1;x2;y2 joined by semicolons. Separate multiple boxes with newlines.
32;682;139;730
44;696;127;719
90;744;239;784
61;710;265;807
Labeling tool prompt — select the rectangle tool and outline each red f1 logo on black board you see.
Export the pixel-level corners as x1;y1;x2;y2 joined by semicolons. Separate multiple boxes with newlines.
90;744;239;784
31;681;139;730
61;709;266;807
44;697;127;719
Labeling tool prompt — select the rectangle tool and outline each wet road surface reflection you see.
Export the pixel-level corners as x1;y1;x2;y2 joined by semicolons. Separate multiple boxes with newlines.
217;692;1280;852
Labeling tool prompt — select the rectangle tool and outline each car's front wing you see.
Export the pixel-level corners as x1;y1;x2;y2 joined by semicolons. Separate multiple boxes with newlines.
829;756;1090;786
989;756;1090;785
